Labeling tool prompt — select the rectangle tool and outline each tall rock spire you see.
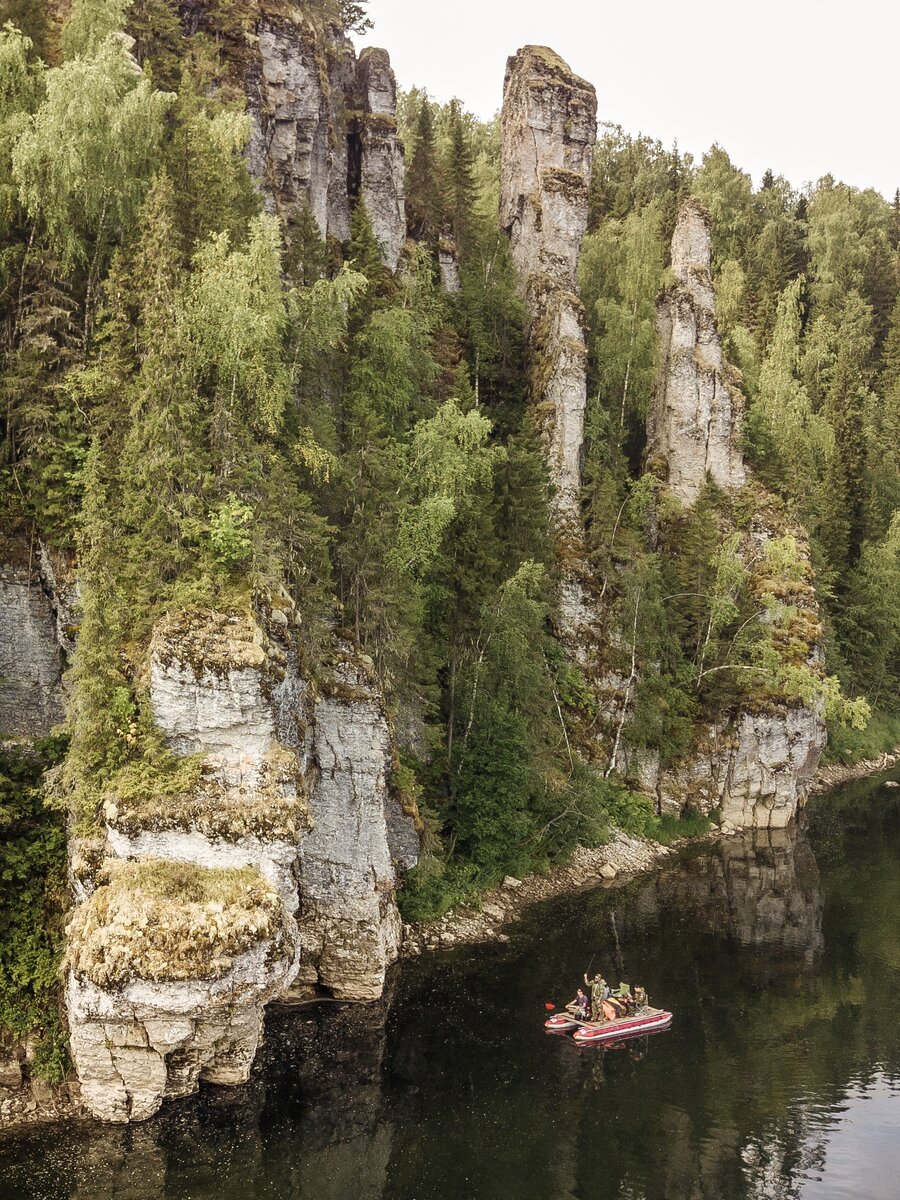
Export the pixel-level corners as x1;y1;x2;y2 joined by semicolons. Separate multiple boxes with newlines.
246;13;405;269
500;46;597;637
648;199;746;503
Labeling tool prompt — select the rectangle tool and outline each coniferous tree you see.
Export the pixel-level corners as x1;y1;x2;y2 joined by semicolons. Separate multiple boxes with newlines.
406;99;443;247
443;99;476;256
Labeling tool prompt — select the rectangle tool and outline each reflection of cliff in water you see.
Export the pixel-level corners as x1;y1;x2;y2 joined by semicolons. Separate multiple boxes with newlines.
650;826;824;962
5;785;898;1200
16;983;398;1200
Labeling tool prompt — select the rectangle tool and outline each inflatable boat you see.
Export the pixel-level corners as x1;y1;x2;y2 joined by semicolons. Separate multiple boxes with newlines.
544;1006;672;1044
571;1007;672;1044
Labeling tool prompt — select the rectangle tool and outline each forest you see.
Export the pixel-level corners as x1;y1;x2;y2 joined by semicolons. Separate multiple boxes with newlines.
1;0;898;1070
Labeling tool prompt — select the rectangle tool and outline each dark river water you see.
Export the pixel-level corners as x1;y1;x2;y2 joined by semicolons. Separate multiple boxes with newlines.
2;773;900;1200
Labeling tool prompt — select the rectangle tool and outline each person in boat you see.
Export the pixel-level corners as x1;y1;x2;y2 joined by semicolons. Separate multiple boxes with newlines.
584;973;609;1020
573;988;590;1020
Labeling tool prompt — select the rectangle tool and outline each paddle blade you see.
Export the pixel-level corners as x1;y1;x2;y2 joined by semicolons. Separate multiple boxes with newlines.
544;1002;556;1011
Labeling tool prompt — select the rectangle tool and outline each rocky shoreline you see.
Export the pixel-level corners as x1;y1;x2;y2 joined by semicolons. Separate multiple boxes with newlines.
401;746;900;955
808;748;900;795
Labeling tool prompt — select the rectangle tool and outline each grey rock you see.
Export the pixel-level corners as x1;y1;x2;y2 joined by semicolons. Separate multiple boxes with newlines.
500;46;597;644
245;14;405;269
0;560;64;738
648;199;747;503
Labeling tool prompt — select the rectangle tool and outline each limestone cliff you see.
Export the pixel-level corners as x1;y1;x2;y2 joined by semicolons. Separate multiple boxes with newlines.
246;11;405;269
499;46;597;640
648;200;747;502
616;199;826;827
0;542;77;740
63;602;418;1121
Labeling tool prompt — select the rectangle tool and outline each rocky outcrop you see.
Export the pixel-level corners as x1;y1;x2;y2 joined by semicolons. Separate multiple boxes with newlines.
0;557;65;739
500;46;597;640
65;603;418;1121
355;47;406;271
614;199;826;827
624;705;826;829
292;648;404;1001
66;870;298;1123
246;12;405;269
648;199;747;503
438;237;461;293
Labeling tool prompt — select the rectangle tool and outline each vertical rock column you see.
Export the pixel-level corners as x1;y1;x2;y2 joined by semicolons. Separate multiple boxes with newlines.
500;46;597;640
648;199;746;503
631;198;825;827
356;48;407;272
246;11;405;269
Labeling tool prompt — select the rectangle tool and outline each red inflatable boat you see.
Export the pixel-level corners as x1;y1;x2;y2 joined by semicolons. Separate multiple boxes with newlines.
544;1006;673;1044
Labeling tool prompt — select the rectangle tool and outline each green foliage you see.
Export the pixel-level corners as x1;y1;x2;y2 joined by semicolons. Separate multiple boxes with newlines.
823;709;900;766
60;0;128;59
0;741;69;1079
12;33;174;271
208;493;254;572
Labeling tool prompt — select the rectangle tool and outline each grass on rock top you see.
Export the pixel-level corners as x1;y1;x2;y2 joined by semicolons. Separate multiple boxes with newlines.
65;859;289;989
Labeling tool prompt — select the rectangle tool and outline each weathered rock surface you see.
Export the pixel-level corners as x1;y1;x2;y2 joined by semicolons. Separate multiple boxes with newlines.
438;237;461;293
501;46;596;544
294;650;403;1001
65;604;418;1121
246;12;405;268
356;47;406;271
66;938;298;1123
624;705;827;829
500;47;598;645
648;199;747;503
500;47;596;284
0;560;65;738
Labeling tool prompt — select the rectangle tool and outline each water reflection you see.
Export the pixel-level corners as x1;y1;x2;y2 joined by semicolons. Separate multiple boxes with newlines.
1;779;898;1200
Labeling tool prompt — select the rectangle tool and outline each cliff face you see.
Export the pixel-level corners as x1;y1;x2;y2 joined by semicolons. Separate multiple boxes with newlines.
621;199;826;827
64;605;419;1121
0;563;64;739
500;46;597;639
648;200;747;503
0;543;77;739
246;12;406;269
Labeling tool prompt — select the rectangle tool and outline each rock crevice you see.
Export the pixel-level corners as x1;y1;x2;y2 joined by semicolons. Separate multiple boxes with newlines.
246;14;405;269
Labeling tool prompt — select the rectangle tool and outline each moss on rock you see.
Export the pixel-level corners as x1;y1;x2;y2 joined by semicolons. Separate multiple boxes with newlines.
66;860;288;989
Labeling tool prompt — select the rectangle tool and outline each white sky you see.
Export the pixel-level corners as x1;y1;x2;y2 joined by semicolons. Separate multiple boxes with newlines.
356;0;897;199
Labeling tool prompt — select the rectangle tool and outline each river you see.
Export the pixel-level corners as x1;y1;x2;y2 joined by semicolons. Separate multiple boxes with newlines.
2;773;899;1199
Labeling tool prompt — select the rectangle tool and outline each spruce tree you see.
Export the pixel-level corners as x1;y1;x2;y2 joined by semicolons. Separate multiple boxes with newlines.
443;99;476;256
406;99;443;247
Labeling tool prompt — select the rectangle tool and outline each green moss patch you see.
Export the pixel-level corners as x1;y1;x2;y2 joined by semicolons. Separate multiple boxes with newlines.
104;746;309;842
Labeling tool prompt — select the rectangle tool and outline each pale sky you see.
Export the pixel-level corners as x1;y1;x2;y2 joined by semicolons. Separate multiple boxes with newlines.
356;0;897;199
